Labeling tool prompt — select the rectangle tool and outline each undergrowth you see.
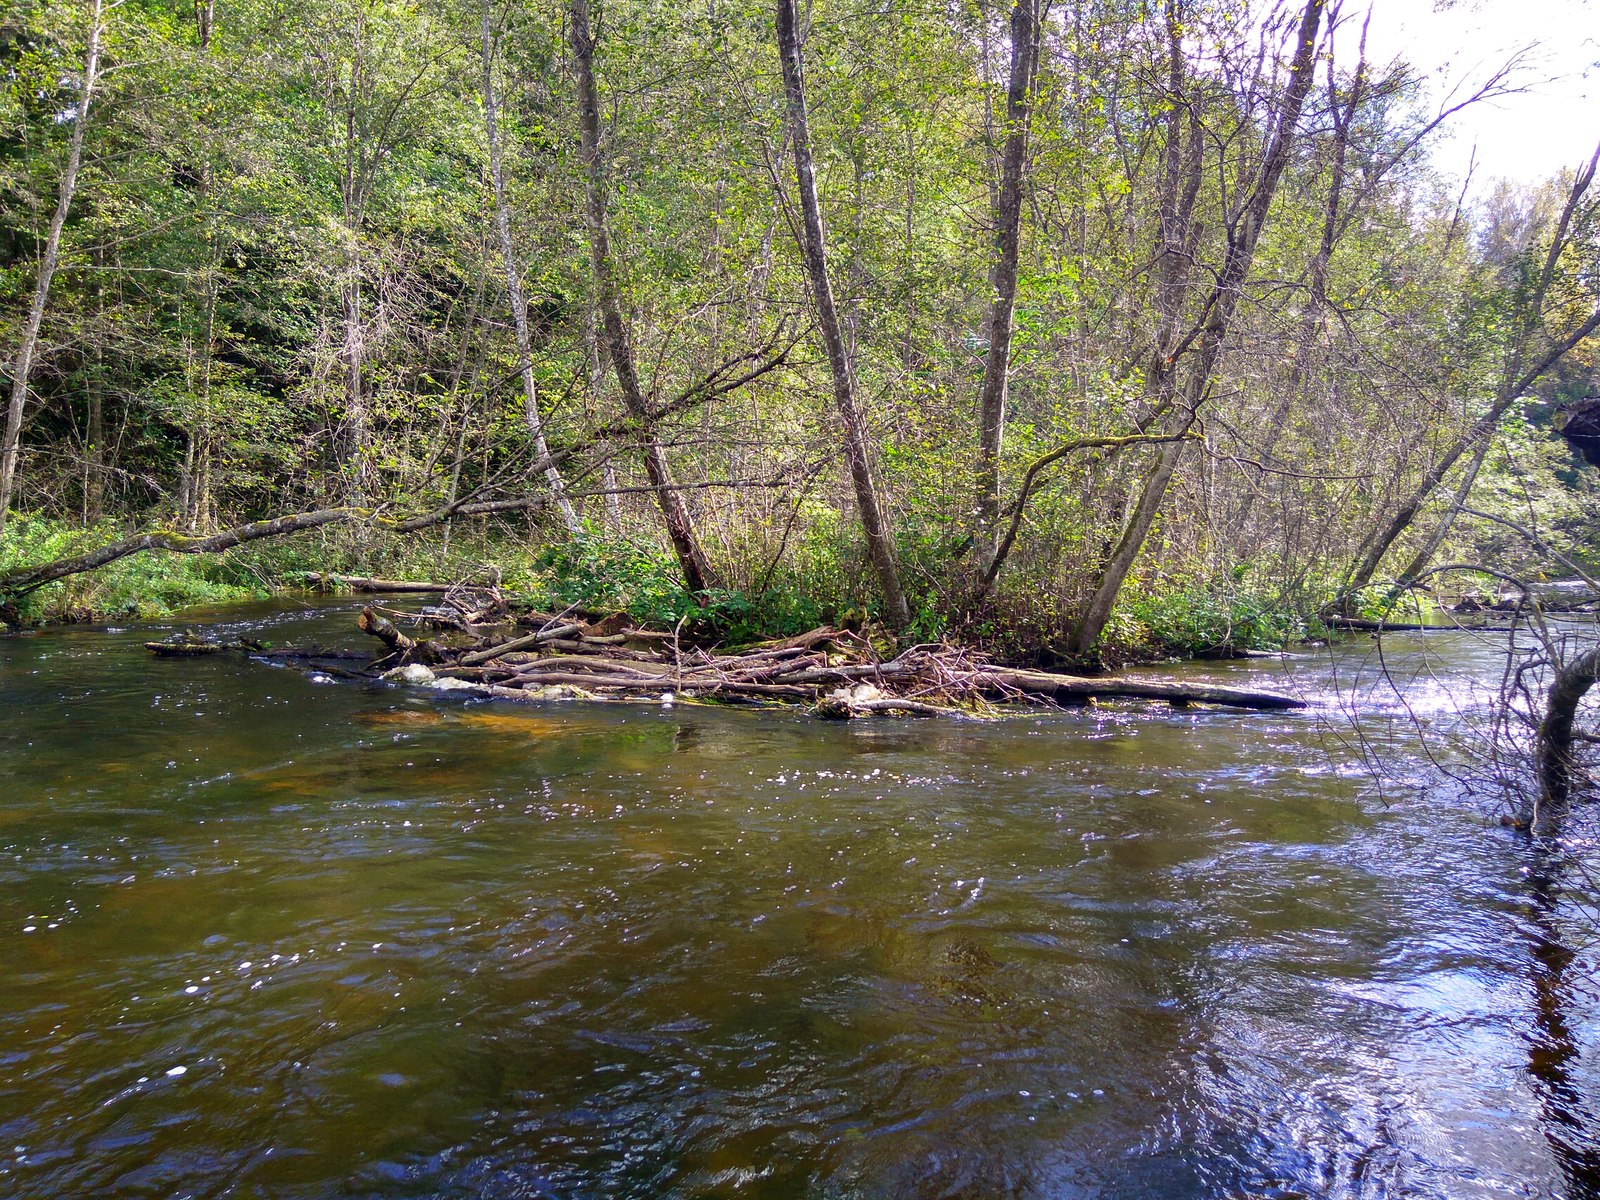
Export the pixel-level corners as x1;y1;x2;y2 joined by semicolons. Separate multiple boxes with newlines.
530;537;827;643
2;515;1335;668
0;515;258;622
1119;585;1324;657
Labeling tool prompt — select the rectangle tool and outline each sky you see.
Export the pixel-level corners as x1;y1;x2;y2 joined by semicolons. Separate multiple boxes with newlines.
1339;0;1599;188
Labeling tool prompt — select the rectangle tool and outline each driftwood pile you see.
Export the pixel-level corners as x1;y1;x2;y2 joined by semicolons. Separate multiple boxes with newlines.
141;579;1306;716
335;585;1307;717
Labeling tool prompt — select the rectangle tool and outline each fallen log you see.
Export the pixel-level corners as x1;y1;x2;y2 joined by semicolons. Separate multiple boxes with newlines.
812;681;961;718
490;670;692;692
617;629;677;643
815;695;947;718
1498;598;1600;613
457;624;582;666
253;646;371;661
741;626;848;652
145;639;233;657
1328;615;1514;633
145;638;371;663
976;668;1305;711
507;654;672;676
313;573;456;593
359;606;417;652
530;641;666;662
144;632;270;657
357;606;442;664
771;661;916;685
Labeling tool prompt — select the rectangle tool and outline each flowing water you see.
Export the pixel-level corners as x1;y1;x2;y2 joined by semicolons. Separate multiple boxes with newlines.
1;600;1596;1198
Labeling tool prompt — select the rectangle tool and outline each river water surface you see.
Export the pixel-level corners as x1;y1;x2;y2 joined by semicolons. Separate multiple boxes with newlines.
2;600;1596;1198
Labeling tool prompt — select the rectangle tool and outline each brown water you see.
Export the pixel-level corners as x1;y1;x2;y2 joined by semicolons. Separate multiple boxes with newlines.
0;600;1594;1198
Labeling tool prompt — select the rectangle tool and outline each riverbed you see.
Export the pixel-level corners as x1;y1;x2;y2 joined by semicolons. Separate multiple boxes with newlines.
1;599;1594;1197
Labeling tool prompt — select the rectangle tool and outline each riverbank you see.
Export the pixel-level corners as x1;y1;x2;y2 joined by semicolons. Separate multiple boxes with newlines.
1;514;1343;669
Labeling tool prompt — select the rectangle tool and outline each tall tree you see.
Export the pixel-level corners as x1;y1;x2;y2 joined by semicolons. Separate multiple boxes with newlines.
975;0;1046;568
297;0;457;501
775;0;910;630
480;0;581;536
1068;0;1325;656
1228;9;1365;542
570;0;716;594
0;0;106;538
1341;144;1600;600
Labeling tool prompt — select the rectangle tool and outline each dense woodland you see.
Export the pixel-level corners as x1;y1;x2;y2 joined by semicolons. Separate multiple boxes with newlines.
2;0;1598;659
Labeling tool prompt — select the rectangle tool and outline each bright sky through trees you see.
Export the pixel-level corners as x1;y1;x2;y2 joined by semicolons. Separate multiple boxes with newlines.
1349;0;1599;186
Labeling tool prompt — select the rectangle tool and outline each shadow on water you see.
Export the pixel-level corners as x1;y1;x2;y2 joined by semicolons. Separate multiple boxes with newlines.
1525;847;1600;1196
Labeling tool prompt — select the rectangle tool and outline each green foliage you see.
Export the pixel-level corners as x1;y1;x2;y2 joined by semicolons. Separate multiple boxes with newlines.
1345;585;1440;624
1;0;1594;660
530;535;824;642
533;536;691;622
0;514;257;620
1120;585;1311;656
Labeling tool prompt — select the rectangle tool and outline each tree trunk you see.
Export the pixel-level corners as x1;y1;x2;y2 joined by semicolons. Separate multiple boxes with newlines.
1343;144;1600;601
1534;645;1600;837
184;261;220;534
1070;432;1192;654
84;251;105;524
585;308;624;532
1343;313;1600;600
1392;436;1490;585
1232;25;1365;540
339;272;368;499
336;49;370;503
1049;0;1197;620
975;0;1043;565
775;0;910;629
482;0;581;537
0;0;105;538
1069;0;1324;657
570;0;715;594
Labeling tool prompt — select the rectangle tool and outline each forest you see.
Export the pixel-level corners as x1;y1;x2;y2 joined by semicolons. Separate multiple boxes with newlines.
1;0;1597;664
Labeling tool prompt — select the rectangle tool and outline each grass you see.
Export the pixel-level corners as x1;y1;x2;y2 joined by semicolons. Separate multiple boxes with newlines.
2;513;1336;668
1;515;260;622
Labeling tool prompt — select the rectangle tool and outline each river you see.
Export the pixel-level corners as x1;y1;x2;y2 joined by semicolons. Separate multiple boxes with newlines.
1;599;1595;1198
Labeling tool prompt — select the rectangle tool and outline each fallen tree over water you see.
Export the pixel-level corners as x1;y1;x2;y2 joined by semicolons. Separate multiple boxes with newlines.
373;615;1306;715
1328;615;1516;633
